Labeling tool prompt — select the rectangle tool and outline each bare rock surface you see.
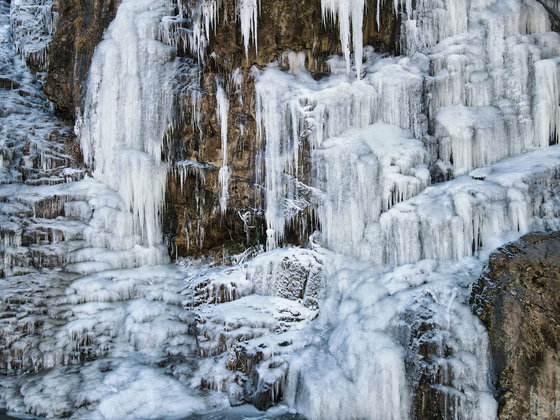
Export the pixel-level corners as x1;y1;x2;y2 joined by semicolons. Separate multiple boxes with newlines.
471;231;560;419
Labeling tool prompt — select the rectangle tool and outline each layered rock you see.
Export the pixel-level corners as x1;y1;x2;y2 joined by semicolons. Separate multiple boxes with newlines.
471;231;560;419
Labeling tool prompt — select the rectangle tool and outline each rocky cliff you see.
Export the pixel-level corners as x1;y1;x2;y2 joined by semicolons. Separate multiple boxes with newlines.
471;231;560;419
45;0;400;258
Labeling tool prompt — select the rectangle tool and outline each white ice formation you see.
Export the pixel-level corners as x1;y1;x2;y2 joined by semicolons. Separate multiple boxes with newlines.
3;0;560;417
9;0;56;69
237;0;259;57
77;0;181;266
216;79;231;214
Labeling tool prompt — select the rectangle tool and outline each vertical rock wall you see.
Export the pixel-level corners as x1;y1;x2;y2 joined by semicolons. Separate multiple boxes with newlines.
471;232;560;419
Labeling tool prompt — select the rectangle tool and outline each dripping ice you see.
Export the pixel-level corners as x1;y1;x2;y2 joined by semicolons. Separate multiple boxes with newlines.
3;0;560;417
78;0;177;261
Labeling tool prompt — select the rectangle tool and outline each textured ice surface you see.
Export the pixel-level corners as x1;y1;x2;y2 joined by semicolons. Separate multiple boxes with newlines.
9;0;56;69
3;0;560;416
77;0;177;255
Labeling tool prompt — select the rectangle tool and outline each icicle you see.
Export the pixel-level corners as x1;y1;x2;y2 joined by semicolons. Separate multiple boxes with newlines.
321;0;365;78
236;0;259;58
78;0;177;254
216;80;230;214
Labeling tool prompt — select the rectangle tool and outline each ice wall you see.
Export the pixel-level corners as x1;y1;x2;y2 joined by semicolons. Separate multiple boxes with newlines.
78;0;178;264
251;0;560;417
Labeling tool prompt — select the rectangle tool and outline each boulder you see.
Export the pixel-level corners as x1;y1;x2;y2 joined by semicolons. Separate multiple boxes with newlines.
471;231;560;419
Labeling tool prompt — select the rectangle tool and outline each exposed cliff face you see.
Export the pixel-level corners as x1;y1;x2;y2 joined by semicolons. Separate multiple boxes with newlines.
44;0;120;121
166;0;400;257
471;231;560;419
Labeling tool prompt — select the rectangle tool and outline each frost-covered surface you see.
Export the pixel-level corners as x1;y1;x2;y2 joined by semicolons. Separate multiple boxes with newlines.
4;0;560;417
9;0;56;69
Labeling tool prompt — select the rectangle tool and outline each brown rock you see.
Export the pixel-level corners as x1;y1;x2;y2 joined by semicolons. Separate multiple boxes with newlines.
44;0;121;120
471;231;560;419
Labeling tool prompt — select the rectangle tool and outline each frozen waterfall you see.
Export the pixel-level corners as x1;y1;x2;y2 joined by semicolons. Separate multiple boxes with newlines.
2;0;560;417
77;0;177;263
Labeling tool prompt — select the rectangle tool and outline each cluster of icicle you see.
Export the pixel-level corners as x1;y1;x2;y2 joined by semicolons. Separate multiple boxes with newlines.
161;0;259;62
9;0;57;69
256;0;560;263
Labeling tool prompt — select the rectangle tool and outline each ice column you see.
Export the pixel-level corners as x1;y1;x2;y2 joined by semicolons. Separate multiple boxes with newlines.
236;0;259;57
216;80;230;214
79;0;176;250
321;0;365;78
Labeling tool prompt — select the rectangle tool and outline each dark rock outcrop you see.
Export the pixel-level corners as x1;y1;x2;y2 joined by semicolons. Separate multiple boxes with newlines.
471;231;560;419
44;0;120;120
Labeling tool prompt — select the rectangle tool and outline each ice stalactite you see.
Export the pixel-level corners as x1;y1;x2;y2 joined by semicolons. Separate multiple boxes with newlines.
321;0;365;78
78;0;178;264
216;79;230;214
236;0;259;58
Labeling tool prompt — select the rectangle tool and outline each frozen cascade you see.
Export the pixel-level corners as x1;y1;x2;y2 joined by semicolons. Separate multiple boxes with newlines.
251;0;560;416
0;0;213;417
78;0;177;264
216;80;230;214
4;0;560;416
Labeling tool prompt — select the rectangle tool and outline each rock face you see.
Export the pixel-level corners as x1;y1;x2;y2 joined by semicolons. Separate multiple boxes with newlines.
165;0;400;257
471;231;560;419
44;0;120;120
45;0;400;257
